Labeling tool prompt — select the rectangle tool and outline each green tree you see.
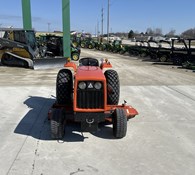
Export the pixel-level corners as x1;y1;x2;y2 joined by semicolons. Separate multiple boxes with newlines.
128;30;134;38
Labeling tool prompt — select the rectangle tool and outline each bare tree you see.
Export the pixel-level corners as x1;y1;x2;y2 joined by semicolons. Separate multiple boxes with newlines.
146;28;153;35
181;28;195;38
154;28;162;36
166;29;176;37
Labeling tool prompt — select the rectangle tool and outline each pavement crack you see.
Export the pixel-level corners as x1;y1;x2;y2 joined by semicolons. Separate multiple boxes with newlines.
167;86;195;102
70;168;84;175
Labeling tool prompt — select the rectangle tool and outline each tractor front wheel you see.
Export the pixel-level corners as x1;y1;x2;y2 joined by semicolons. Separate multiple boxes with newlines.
113;108;127;138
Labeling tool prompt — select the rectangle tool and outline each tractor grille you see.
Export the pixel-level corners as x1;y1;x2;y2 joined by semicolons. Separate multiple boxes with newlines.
77;82;104;109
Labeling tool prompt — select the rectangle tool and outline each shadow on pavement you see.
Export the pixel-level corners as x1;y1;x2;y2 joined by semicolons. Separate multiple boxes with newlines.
91;123;116;140
14;96;115;142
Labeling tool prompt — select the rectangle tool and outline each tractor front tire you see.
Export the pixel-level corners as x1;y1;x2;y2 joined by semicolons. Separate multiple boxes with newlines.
113;109;127;138
56;69;73;105
51;109;65;140
104;69;120;105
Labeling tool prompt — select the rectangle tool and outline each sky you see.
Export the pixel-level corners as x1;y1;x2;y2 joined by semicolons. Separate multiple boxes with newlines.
0;0;195;35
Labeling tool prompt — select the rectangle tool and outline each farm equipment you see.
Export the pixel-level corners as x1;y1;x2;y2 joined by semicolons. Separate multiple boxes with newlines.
111;40;123;53
0;28;67;69
38;35;81;61
48;57;138;139
147;40;160;59
119;44;130;54
0;29;39;68
171;38;195;65
138;41;150;57
128;41;143;56
157;40;172;62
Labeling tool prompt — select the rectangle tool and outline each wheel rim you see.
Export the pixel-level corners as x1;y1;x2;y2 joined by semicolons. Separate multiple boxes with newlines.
72;54;79;61
159;56;167;62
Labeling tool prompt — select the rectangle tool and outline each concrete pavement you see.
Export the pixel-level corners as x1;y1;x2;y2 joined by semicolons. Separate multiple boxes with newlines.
0;49;195;175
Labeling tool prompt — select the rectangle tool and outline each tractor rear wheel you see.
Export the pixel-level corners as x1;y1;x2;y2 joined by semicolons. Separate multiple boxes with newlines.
51;109;65;139
104;69;120;105
113;108;127;138
56;69;73;105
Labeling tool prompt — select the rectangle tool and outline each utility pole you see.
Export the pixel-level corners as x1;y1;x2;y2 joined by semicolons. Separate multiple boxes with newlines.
47;22;51;32
101;7;104;36
107;0;110;42
95;25;97;37
97;20;100;42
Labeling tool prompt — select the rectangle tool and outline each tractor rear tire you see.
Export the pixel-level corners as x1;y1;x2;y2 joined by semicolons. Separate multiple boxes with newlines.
56;69;73;105
113;108;127;138
104;69;120;105
51;109;65;139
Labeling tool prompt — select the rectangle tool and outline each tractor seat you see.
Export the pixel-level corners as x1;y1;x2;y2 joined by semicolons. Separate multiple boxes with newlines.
79;57;99;66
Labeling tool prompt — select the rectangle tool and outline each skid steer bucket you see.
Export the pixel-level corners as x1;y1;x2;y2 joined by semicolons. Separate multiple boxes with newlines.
33;57;68;70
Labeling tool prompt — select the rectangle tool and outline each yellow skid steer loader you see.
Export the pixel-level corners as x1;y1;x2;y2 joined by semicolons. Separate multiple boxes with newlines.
0;28;67;69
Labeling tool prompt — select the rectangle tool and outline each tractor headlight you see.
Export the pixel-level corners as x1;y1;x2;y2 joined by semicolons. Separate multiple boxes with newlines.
94;82;102;89
78;82;86;89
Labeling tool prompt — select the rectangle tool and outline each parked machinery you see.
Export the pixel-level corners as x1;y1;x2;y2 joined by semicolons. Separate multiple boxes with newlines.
0;28;39;68
38;34;81;61
48;57;138;139
171;38;195;65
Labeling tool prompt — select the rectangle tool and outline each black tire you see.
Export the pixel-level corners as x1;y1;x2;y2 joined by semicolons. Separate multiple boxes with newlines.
56;69;73;105
113;108;127;138
104;70;120;105
140;51;147;57
119;50;125;55
51;109;65;139
150;53;157;60
88;44;93;49
2;53;29;68
99;46;104;51
71;52;79;61
159;55;167;62
81;43;85;48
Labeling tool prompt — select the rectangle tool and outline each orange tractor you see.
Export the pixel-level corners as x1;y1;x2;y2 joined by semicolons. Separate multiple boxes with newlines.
48;57;138;139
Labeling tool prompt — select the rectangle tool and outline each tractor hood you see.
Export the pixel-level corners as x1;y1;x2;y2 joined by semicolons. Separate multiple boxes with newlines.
75;66;106;81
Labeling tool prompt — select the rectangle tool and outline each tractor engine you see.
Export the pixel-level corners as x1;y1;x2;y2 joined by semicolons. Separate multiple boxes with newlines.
74;66;106;111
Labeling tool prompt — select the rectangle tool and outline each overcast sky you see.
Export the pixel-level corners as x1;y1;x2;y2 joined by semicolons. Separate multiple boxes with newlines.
0;0;195;35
